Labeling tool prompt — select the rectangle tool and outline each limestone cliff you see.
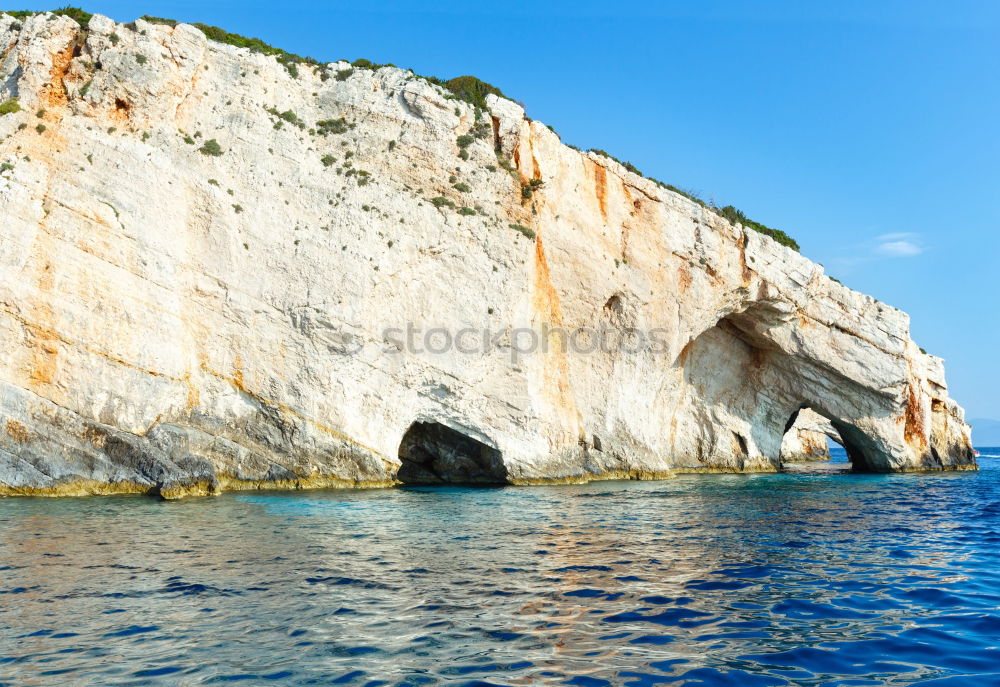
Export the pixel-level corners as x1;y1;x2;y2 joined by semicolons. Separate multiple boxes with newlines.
0;13;976;498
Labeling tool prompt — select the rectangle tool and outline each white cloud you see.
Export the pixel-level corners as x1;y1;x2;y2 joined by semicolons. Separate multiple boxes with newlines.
874;233;924;257
826;231;927;277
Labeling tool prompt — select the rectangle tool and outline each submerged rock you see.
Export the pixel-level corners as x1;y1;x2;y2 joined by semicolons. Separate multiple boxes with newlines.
0;13;976;497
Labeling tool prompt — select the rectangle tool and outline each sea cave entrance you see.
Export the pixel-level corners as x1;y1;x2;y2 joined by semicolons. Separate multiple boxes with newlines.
396;421;508;485
780;406;878;472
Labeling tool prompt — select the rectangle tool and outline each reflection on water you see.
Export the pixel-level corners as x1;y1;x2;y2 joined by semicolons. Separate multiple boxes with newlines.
2;454;1000;685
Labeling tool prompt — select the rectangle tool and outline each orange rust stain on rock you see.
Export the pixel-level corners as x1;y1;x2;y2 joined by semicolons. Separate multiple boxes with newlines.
532;234;579;428
903;383;927;448
524;126;541;182
26;262;59;388
232;354;247;393
44;38;77;109
677;262;693;293
593;163;608;222
4;419;30;443
532;234;562;326
738;233;753;285
28;335;59;386
184;372;200;410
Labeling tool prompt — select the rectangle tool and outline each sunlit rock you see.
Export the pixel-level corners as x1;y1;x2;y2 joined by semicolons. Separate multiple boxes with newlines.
0;13;976;497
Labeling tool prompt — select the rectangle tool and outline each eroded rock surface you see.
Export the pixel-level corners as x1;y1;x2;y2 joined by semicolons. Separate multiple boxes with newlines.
0;14;976;497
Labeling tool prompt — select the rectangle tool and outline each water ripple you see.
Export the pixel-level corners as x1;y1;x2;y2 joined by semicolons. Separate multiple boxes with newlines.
0;453;999;684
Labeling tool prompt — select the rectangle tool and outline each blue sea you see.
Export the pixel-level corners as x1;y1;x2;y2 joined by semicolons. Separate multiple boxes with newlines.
2;449;999;686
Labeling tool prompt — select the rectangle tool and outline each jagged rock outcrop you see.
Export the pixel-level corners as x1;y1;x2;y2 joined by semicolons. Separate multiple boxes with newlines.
779;408;835;462
0;13;976;497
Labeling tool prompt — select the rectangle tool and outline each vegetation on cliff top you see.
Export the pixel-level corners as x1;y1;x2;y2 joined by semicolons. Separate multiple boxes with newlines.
1;6;801;252
4;5;91;26
140;14;318;78
588;149;800;252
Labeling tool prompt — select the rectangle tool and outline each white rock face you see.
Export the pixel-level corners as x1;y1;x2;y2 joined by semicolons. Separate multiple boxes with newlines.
0;14;976;497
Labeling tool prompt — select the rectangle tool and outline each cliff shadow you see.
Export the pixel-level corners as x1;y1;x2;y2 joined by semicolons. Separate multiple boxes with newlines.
396;421;508;486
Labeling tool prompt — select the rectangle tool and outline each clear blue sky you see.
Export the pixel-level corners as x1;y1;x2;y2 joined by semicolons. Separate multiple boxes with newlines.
15;0;1000;418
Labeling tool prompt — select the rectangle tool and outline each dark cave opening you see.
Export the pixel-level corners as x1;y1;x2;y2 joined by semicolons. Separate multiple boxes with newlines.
397;421;508;485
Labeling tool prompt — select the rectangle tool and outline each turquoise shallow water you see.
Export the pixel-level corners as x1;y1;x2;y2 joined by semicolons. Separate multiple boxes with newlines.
2;452;1000;686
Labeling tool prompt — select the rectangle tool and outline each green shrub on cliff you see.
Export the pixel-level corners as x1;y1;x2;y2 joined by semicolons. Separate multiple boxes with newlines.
590;149;643;177
56;5;91;26
141;15;319;78
588;149;800;252
0;98;20;115
198;139;223;156
715;205;800;251
520;178;543;199
4;6;92;27
590;149;702;204
428;75;506;111
267;108;303;128
352;58;389;70
139;15;176;26
510;223;536;239
7;7;801;255
316;118;350;135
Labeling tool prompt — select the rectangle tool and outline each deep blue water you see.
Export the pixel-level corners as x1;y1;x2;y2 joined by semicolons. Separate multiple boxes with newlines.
2;451;1000;686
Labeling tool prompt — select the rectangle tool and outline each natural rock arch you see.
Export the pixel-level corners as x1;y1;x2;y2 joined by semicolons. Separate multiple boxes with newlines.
778;405;895;472
396;421;508;485
673;299;910;472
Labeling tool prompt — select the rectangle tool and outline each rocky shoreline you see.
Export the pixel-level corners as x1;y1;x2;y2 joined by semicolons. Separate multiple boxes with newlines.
0;12;976;498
